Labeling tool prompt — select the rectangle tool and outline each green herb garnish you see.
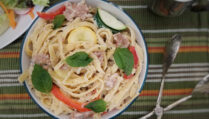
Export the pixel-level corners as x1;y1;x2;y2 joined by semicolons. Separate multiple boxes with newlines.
113;48;134;75
32;64;52;93
84;99;107;113
65;52;93;67
53;14;65;29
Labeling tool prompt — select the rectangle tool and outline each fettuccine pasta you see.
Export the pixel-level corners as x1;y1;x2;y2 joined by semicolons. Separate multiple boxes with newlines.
19;0;144;118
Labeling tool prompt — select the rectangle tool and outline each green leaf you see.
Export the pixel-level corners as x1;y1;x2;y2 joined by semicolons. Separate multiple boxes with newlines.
32;0;49;6
113;48;134;75
84;99;106;113
0;0;18;9
32;64;52;93
65;52;93;67
53;14;65;29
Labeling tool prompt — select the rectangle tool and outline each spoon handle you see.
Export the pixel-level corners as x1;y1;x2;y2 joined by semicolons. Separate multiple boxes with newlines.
156;34;182;107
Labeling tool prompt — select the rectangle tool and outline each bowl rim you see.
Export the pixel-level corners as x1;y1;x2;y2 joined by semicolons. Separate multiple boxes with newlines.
20;0;149;119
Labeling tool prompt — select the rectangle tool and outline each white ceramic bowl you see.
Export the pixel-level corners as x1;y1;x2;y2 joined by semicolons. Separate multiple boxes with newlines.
20;0;149;118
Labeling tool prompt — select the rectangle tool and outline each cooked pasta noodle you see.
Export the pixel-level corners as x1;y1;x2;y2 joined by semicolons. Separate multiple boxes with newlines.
19;1;144;118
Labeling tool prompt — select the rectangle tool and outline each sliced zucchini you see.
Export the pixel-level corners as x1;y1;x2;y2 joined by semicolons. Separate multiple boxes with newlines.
94;12;105;28
97;8;126;31
95;12;120;34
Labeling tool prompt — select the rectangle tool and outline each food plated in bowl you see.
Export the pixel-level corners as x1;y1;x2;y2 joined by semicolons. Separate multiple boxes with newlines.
19;0;148;118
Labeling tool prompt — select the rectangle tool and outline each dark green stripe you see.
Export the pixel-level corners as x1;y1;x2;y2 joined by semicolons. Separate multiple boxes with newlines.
147;42;209;47
0;86;26;94
125;9;200;29
146;37;209;47
143;33;209;39
0;105;38;110
0;48;20;52
137;95;209;102
0;109;44;114
143;81;197;90
0;100;33;104
110;0;146;6
0;116;51;119
132;99;209;107
0;58;19;70
149;52;209;64
116;113;209;119
146;36;208;42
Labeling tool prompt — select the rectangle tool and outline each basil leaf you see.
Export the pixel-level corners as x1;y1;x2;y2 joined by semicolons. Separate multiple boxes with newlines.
32;64;52;93
113;48;134;75
53;14;65;29
65;52;93;67
84;99;106;113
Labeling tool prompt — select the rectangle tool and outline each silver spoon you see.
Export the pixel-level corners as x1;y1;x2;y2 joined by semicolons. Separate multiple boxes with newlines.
140;34;182;119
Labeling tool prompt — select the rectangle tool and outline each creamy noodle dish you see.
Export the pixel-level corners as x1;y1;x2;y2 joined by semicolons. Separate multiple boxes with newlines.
19;0;144;118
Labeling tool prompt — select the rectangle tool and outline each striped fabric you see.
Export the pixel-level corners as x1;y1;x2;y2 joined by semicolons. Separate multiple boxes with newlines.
0;0;209;119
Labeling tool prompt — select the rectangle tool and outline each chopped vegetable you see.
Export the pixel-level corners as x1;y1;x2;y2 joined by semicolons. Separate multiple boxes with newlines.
0;2;16;29
28;7;34;19
0;1;9;15
124;74;134;79
94;12;105;28
84;99;107;113
68;26;97;44
94;12;119;34
37;5;65;20
97;9;126;31
122;46;138;79
1;0;35;9
129;46;139;68
51;85;90;112
0;0;48;9
16;0;33;8
32;64;52;93
0;0;18;9
0;13;9;35
53;14;65;29
113;48;134;75
65;52;93;67
8;10;16;29
32;0;49;6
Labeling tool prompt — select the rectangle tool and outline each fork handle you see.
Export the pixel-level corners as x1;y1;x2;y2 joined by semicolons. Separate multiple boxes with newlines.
139;111;154;119
164;95;192;111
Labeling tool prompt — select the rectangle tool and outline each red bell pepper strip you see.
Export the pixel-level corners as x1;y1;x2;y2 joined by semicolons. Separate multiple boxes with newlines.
129;46;139;68
37;5;66;20
123;74;134;79
51;85;90;112
102;111;108;115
